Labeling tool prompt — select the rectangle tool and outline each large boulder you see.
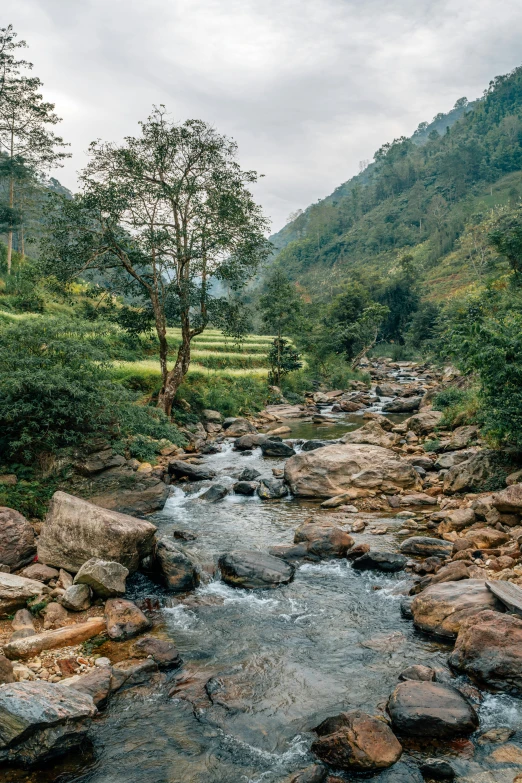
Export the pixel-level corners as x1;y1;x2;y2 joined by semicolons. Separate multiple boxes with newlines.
340;421;399;449
443;451;498;494
222;417;257;437
403;410;443;436
311;710;402;772
167;460;216;481
74;558;128;598
219;550;295;590
445;425;479;451
284;444;421;498
383;397;422;413
0;681;96;765
0;573;49;619
133;637;182;670
104;598;151;640
449;610;522;694
37;491;157;574
399;537;453;559
294;523;354;559
154;538;199;592
411;561;469;594
410;579;501;639
0;507;36;570
88;480;170;517
459;527;510;550
490;482;522;513
234;434;268;451
387;681;478;738
62;666;112;708
260;440;296;458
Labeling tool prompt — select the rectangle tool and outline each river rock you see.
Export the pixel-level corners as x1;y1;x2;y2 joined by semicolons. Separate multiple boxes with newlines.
219;550;295;590
400;537;453;559
37;492;157;574
459;527;510;549
412;561;469;594
110;658;158;691
387;680;478;738
284;444;421;498
0;573;49;619
222;417;257;437
403;410;443;435
411;579;501;638
260;440;296;458
340;421;399;449
133;637;182;669
448;609;522;694
20;563;59;583
61;584;92;611
155;538;199;592
74;558;128;598
286;764;327;783
105;598;151;640
383;396;422;413
43;602;68;630
297;525;354;559
233;481;258;496
167;460;216;481
238;467;262;481
311;710;402;772
301;440;329;452
234;434;268;451
490;482;522;513
446;426;479;451
0;507;36;571
372;762;424;783
62;666;112;708
437;508;476;533
0;681;97;765
200;484;229;502
443;451;498;494
11;609;36;641
352;551;407;572
3;618;106;660
0;655;15;684
257;478;289;499
399;664;435;682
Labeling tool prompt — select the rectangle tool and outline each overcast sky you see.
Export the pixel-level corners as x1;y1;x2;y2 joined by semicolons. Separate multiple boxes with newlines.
5;0;522;231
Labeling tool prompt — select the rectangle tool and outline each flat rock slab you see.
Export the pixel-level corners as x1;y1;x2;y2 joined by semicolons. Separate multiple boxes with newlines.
0;681;96;765
411;579;500;639
449;609;522;694
219;550;295;590
0;572;49;619
400;537;453;559
167;460;216;481
485;580;522;616
3;618;106;660
37;491;157;574
387;680;478;738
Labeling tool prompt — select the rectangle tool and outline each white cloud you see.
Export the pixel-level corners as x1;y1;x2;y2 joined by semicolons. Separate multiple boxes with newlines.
4;0;522;229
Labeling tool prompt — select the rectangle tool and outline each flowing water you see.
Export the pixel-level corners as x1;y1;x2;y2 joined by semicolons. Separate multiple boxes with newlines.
6;406;522;783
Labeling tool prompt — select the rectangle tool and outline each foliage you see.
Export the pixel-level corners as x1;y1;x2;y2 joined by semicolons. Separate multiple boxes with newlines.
0;469;66;519
177;372;268;417
267;337;302;385
423;438;441;452
42;107;270;413
489;204;522;282
259;268;302;338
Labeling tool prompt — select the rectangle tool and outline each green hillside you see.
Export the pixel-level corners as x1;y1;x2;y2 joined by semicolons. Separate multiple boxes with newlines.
270;67;522;301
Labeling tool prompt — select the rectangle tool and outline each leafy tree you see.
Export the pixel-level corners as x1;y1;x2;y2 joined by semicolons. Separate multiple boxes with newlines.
267;337;302;386
326;282;371;359
340;302;390;367
43;108;270;415
489;205;522;282
0;316;183;462
0;27;68;272
259;268;302;339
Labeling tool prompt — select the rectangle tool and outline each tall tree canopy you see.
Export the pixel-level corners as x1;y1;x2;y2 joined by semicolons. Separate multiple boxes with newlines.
44;108;270;414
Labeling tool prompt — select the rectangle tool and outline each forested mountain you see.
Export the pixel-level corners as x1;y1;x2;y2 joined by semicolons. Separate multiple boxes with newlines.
270;66;522;301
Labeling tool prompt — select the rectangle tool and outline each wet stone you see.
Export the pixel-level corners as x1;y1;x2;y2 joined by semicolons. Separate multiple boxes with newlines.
352;551;407;572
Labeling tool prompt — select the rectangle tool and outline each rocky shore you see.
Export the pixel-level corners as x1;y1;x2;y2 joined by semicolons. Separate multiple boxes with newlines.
1;358;522;780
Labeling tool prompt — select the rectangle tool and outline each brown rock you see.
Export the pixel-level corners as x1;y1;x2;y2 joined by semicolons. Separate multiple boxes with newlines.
38;491;157;574
0;655;15;684
398;665;435;682
62;666;112;708
43;602;68;630
346;543;371;560
110;658;158;691
491;483;522;513
105;598;151;640
404;410;443;435
387;680;478;738
412;561;469;594
294;524;354;559
20;563;59;583
0;507;36;571
284;443;421;498
411;579;501;639
340;421;399;448
449;610;522;694
133;636;182;669
3;618;106;660
312;710;402;771
0;572;49;619
461;527;511;549
437;508;476;534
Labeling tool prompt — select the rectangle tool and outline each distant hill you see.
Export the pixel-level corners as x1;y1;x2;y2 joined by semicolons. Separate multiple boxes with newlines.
269;66;522;301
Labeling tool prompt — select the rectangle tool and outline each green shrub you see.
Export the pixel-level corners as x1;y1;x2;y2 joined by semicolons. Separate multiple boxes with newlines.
423;438;441;452
433;387;468;410
177;372;268;417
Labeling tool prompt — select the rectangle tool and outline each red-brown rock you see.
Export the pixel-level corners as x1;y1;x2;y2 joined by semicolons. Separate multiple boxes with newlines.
311;710;402;771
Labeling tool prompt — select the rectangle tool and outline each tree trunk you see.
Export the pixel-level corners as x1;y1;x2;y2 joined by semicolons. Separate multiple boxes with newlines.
158;325;191;416
6;174;14;274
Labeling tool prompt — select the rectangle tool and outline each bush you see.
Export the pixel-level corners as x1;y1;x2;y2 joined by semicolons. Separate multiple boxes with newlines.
177;373;268;417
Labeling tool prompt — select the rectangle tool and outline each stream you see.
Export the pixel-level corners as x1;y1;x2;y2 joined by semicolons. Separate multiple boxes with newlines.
7;399;522;783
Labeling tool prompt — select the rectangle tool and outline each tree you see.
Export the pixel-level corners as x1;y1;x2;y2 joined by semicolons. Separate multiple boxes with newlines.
267;338;302;386
44;108;270;415
0;26;68;272
489;205;522;282
340;302;390;367
259;268;302;339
